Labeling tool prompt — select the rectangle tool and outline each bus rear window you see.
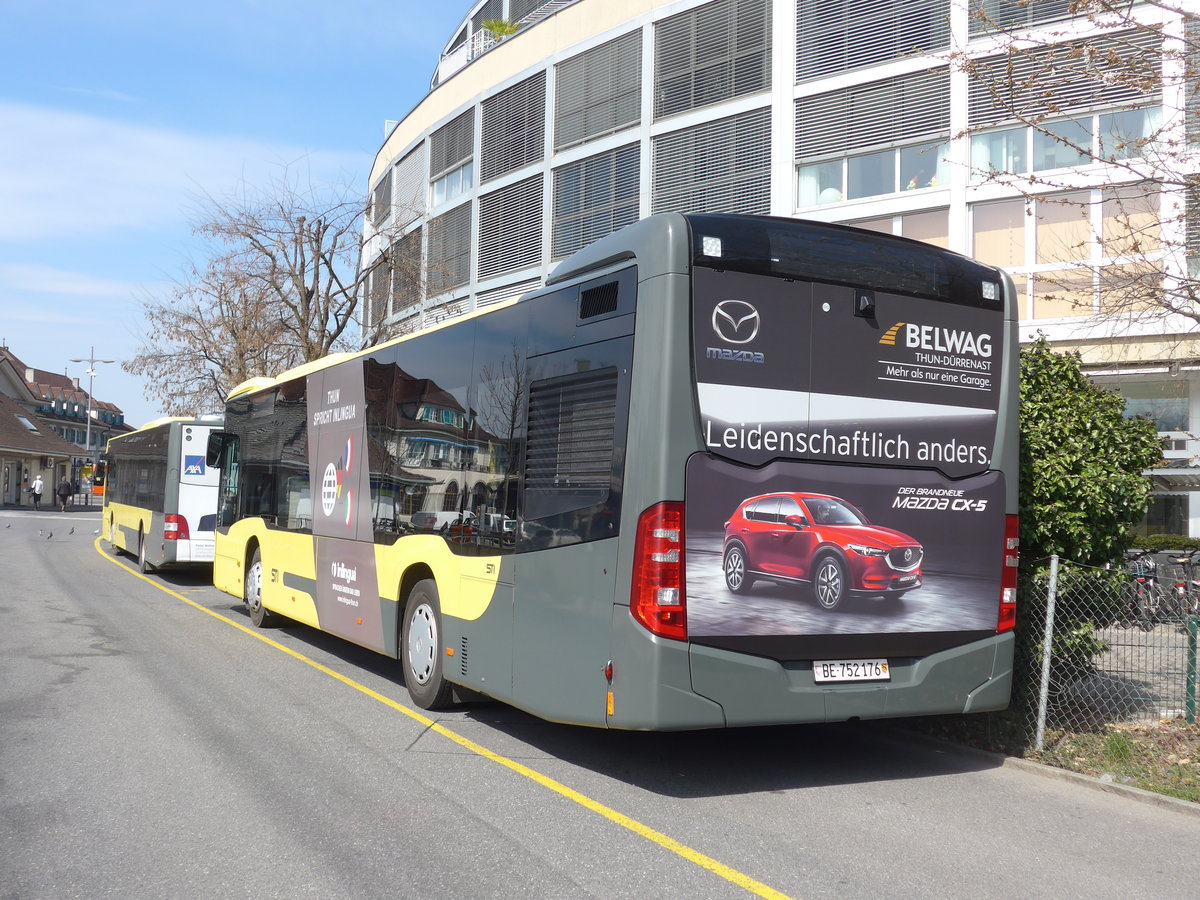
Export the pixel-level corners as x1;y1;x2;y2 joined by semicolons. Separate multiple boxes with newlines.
686;213;1002;309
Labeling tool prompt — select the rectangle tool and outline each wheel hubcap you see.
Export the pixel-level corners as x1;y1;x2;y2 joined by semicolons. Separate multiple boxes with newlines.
817;562;841;608
408;603;436;685
726;551;744;589
247;562;262;613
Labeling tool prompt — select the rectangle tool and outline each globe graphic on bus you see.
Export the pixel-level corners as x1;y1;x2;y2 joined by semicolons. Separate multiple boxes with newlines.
321;462;339;517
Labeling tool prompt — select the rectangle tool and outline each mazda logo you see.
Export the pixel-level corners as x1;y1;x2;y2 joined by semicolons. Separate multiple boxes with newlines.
712;300;760;345
903;548;913;563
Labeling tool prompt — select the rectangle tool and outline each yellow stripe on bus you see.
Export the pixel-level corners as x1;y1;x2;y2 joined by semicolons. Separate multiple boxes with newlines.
94;537;797;900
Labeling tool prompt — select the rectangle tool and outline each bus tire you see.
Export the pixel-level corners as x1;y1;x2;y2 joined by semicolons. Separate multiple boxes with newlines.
723;542;753;593
137;528;152;574
402;579;454;710
245;547;279;627
813;555;847;611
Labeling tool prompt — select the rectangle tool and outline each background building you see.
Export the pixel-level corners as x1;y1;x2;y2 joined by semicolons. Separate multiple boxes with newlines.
0;346;132;503
362;0;1199;535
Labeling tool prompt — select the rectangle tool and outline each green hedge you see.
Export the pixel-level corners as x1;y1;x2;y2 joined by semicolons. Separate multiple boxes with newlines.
1129;533;1199;551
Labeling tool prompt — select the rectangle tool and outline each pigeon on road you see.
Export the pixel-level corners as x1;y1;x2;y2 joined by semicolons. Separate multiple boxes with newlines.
68;527;75;535
46;531;52;540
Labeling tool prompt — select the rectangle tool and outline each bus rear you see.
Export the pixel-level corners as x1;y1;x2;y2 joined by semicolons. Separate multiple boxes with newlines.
594;214;1018;728
166;419;221;564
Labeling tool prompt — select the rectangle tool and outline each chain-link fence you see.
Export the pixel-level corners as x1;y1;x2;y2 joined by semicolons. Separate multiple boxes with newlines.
1018;554;1200;749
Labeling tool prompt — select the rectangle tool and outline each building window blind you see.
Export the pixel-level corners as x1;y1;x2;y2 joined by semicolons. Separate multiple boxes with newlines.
654;0;771;120
796;67;950;158
968;0;1073;36
555;31;642;150
478;174;543;279
471;0;503;33
653;107;771;215
796;0;949;83
552;143;639;259
480;71;546;183
371;170;392;227
427;201;472;295
390;227;423;315
392;146;426;229
429;108;475;180
968;31;1161;128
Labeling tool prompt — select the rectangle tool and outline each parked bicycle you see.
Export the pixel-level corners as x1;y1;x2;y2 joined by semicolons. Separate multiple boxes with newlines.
1123;548;1163;630
1166;546;1200;623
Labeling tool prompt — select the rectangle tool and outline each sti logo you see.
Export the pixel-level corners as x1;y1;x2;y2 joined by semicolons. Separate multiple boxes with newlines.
183;455;206;476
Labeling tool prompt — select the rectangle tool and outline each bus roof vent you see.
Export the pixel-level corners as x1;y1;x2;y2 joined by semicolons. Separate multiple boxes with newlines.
579;282;619;320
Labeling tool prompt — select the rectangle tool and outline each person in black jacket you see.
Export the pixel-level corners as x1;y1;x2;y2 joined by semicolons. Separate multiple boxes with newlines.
56;476;73;512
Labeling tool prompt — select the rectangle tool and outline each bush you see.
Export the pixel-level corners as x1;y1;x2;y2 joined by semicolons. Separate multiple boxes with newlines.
1130;533;1198;551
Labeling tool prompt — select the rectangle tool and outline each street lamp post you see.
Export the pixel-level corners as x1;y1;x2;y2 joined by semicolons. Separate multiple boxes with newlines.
69;347;114;501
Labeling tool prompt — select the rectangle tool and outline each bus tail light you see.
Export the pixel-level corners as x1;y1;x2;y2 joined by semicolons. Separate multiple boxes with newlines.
631;501;687;641
164;514;190;541
998;515;1018;633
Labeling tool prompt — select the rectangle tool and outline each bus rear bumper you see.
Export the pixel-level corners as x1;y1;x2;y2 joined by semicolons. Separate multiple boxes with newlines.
688;632;1014;727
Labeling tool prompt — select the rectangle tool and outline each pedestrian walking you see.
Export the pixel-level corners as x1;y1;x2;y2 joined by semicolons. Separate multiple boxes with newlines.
56;476;73;512
30;475;43;511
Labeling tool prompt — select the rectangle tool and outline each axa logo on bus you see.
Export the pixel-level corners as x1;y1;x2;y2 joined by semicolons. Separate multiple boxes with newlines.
879;322;992;358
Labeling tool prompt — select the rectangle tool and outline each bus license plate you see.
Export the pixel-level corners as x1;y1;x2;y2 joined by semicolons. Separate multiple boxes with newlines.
813;659;890;683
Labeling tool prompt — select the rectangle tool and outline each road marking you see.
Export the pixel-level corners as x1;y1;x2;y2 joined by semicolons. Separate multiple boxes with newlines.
93;538;796;900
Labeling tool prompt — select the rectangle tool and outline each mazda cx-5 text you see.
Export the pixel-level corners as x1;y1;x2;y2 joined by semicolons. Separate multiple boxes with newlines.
722;492;923;610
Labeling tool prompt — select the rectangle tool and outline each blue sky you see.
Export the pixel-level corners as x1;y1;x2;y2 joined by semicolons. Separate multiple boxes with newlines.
0;1;468;428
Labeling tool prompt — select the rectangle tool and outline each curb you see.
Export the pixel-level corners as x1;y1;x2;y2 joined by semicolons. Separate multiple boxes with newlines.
891;726;1200;821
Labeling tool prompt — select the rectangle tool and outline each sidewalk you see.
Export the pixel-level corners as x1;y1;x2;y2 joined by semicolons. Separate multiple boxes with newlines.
0;501;103;516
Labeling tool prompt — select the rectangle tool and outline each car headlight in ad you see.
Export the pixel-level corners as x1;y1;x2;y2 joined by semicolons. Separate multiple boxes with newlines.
848;543;888;557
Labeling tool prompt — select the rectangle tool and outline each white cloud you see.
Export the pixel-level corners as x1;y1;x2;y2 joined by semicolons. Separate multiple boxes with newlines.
0;262;143;297
0;102;365;242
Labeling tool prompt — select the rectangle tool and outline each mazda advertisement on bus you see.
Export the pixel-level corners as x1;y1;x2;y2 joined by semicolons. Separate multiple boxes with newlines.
687;266;1007;658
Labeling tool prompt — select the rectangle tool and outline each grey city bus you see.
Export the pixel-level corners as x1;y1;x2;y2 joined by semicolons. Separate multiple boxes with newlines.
207;212;1019;729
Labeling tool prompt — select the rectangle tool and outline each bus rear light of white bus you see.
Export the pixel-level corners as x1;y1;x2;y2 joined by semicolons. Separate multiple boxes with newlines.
163;514;190;541
998;515;1019;633
631;502;687;641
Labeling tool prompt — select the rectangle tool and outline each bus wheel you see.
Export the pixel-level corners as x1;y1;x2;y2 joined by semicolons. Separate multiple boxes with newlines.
402;579;454;710
137;528;152;574
245;547;278;627
723;542;753;593
813;556;847;611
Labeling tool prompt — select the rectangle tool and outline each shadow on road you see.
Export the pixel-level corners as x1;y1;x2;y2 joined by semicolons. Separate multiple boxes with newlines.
224;606;1003;800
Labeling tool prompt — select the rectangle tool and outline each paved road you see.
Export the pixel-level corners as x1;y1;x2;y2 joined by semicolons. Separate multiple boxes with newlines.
2;507;1198;899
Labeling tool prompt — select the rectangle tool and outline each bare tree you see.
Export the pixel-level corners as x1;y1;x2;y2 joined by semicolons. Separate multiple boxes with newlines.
951;0;1200;329
127;169;365;414
125;252;291;415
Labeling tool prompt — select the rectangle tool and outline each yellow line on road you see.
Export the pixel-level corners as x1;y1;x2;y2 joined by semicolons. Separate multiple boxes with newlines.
93;538;795;900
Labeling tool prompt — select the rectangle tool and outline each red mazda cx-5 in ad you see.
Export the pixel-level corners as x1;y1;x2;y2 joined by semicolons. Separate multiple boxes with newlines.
722;492;923;610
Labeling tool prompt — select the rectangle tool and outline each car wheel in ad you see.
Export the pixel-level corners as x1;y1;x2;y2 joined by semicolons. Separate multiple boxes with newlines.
723;542;753;593
814;555;846;611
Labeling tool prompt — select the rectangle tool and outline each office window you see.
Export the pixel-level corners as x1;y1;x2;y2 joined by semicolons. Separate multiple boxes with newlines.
556;31;641;150
653;108;771;215
553;144;640;259
655;0;771;119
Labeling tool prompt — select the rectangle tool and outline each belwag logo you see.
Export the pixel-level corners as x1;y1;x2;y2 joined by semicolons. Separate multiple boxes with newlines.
879;321;992;358
707;300;765;364
319;435;355;527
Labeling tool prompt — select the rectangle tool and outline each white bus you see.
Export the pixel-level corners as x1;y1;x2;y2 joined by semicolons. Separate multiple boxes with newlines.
103;416;222;573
